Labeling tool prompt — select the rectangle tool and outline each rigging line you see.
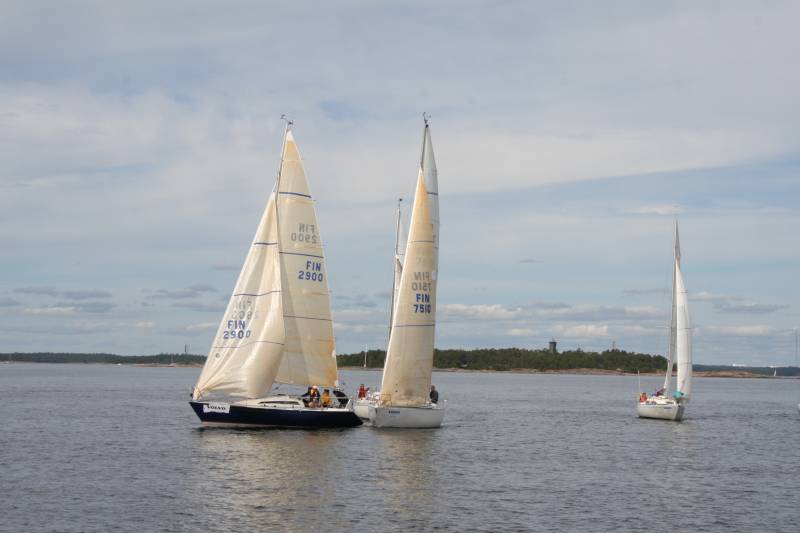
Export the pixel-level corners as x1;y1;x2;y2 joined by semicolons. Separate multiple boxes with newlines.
388;197;403;344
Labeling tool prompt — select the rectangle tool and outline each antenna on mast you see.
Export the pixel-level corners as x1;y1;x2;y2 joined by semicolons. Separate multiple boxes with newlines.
280;114;293;127
422;112;430;126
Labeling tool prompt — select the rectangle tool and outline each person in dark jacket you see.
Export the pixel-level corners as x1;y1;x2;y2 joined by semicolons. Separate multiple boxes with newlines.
429;385;439;404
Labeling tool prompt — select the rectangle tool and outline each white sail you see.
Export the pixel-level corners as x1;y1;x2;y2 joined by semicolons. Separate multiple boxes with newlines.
193;191;285;400
380;172;437;406
674;260;692;398
663;225;680;394
274;131;338;388
421;119;439;258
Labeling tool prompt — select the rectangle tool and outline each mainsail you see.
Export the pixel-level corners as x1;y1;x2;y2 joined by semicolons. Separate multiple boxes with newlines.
192;127;338;399
274;131;338;388
421;118;439;259
193;191;285;399
380;173;437;406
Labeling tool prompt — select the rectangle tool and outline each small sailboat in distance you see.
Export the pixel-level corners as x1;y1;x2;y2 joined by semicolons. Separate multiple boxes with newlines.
638;222;692;422
189;120;361;428
355;116;445;428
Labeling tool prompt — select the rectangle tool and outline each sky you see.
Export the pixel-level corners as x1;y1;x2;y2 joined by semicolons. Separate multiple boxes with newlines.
1;1;798;365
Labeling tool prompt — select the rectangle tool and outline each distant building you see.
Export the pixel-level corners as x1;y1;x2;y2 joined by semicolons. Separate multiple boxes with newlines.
548;340;558;354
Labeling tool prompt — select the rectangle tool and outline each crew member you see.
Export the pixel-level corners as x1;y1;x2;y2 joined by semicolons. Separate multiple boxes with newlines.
429;385;439;404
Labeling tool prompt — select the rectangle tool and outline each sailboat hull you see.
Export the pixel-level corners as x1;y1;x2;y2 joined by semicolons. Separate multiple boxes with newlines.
367;402;446;428
189;401;362;429
637;399;685;421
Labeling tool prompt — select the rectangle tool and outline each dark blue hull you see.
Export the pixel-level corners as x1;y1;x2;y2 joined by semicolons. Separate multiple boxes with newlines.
189;401;363;429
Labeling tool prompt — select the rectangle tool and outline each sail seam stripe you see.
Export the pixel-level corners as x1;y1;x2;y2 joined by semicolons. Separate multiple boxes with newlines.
232;291;280;297
392;324;435;328
280;252;324;259
211;340;285;349
407;240;434;244
278;191;312;198
427;191;439;196
283;315;333;322
253;241;278;246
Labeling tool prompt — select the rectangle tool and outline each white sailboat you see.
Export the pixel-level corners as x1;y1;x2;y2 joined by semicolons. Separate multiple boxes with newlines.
638;222;692;422
355;117;445;428
189;122;361;428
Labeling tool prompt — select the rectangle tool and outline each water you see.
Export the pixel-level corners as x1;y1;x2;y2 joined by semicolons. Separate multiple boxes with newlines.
1;364;798;532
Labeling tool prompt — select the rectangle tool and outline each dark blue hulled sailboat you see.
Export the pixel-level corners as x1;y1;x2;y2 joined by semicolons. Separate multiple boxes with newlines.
189;123;360;429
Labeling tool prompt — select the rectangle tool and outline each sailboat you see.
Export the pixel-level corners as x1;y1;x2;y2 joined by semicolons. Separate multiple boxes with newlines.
638;222;692;422
355;116;446;428
189;121;362;428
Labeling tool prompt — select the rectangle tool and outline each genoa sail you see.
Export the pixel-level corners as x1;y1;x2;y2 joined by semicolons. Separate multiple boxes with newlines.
674;258;692;398
193;191;285;400
380;172;437;406
274;131;338;388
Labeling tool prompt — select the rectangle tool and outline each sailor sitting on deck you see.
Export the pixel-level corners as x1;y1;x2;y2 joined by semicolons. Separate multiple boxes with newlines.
429;385;439;404
321;388;333;408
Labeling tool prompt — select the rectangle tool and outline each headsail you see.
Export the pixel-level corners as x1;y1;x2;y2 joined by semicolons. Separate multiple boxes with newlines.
380;172;437;406
674;250;692;398
274;131;338;388
193;191;285;400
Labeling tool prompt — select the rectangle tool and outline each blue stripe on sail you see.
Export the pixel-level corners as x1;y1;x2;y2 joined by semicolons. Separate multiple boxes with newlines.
392;324;435;328
279;191;312;198
211;340;285;349
232;290;280;297
427;191;439;196
284;315;333;322
280;252;324;259
253;241;278;246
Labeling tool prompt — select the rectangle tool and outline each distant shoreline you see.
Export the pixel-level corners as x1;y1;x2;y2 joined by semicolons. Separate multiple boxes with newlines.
341;366;790;378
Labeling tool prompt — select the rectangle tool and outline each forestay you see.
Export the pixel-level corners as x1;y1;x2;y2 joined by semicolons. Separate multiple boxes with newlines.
193;193;285;399
380;173;437;406
274;131;338;388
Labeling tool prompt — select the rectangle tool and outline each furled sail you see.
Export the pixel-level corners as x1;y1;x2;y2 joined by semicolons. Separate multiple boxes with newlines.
674;259;692;398
193;192;285;400
380;172;437;406
274;131;338;388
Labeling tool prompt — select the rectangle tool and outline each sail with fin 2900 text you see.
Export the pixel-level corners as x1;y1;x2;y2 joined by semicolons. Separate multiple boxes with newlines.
189;122;361;428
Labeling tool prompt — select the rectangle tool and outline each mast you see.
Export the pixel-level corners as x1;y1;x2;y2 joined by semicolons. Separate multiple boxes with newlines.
387;198;403;341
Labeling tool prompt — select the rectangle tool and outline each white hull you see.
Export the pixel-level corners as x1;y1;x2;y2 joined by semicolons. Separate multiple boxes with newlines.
354;398;371;420
637;398;685;421
368;402;446;428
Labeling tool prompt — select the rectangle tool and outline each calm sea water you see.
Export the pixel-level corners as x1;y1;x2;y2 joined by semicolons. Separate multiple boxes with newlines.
1;364;798;532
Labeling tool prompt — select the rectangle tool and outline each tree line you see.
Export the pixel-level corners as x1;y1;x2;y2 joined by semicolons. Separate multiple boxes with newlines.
337;347;669;373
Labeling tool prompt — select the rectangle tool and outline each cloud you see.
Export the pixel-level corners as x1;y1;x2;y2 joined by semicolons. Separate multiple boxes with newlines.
623;288;667;296
553;324;610;338
714;302;790;315
148;286;215;300
186;322;217;332
630;204;684;216
23;306;76;316
518;258;543;264
61;289;112;300
440;303;524;320
698;325;774;337
508;327;537;337
0;297;21;307
14;285;59;296
172;301;224;312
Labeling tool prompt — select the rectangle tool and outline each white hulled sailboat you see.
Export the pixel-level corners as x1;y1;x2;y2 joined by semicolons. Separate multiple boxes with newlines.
355;117;446;428
638;222;692;422
189;122;361;428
